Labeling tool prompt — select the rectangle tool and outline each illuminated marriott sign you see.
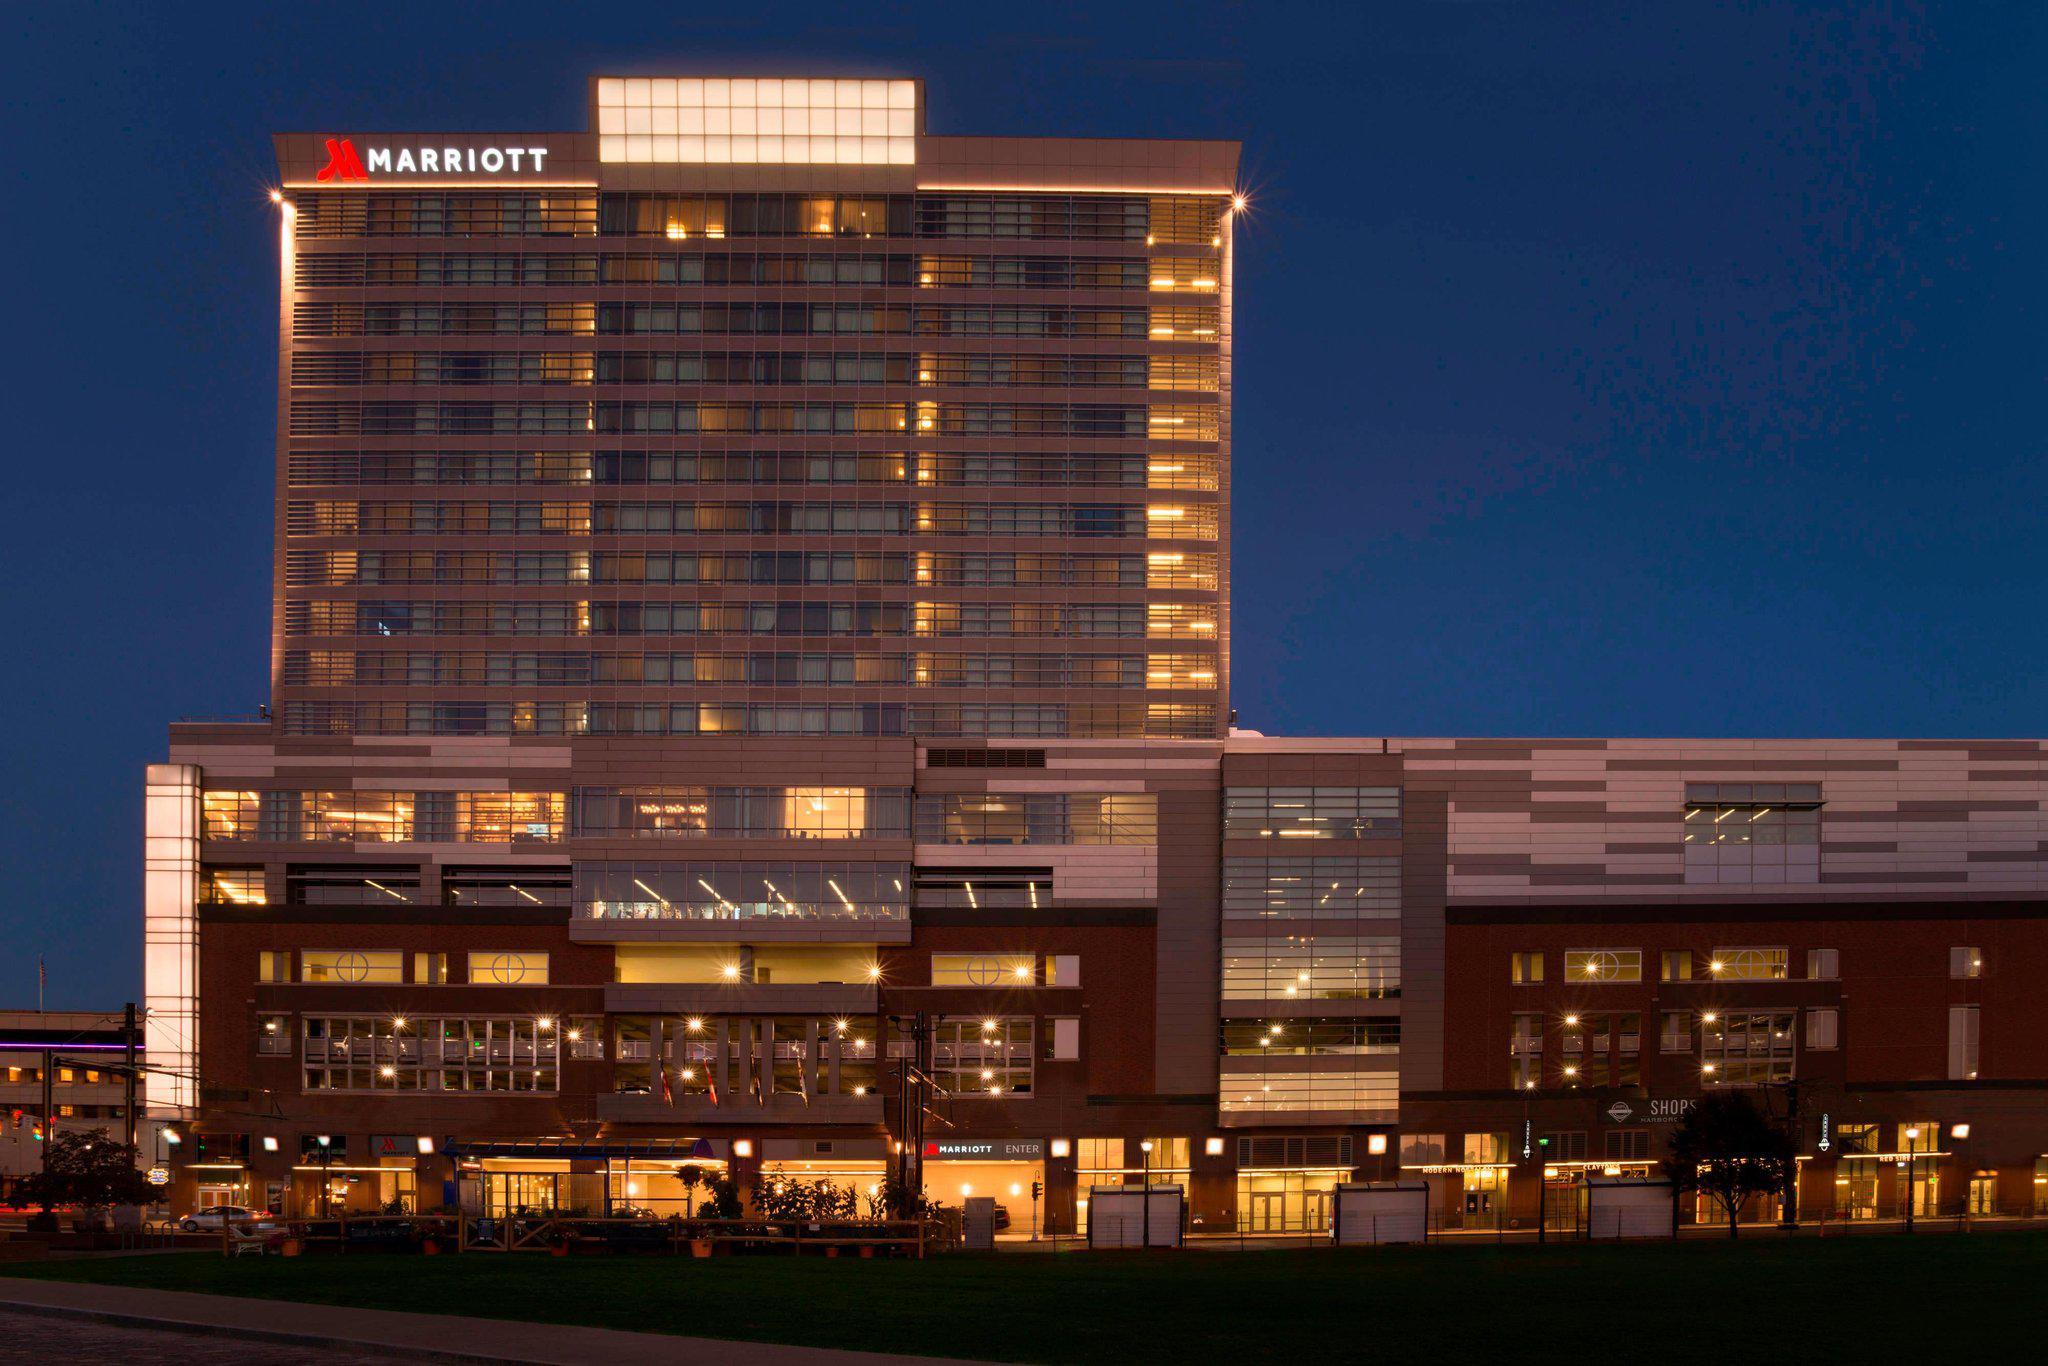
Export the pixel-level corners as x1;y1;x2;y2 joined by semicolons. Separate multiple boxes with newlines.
314;136;552;182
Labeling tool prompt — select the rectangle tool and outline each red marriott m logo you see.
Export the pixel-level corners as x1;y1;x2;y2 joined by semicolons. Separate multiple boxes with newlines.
315;137;368;182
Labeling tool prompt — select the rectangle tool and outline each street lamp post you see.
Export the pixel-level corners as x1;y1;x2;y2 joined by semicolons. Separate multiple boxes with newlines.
1139;1139;1154;1249
1903;1126;1920;1232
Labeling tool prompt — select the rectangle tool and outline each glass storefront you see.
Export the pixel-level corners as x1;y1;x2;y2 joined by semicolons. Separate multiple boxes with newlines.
1235;1168;1347;1233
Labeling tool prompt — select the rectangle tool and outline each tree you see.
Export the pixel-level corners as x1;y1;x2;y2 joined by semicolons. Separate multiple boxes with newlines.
1663;1092;1795;1238
14;1128;156;1218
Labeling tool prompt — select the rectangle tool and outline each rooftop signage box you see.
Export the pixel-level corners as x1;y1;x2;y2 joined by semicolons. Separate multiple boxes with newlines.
275;132;589;186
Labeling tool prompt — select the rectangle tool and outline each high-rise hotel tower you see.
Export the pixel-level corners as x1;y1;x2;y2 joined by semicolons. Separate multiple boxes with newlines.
148;77;2048;1235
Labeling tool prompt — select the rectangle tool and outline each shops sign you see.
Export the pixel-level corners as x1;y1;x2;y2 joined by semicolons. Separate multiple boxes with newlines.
146;1165;170;1186
1605;1102;1636;1123
924;1139;1043;1161
316;137;554;182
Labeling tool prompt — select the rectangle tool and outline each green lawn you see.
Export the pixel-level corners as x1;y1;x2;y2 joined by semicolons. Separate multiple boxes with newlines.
5;1233;2043;1363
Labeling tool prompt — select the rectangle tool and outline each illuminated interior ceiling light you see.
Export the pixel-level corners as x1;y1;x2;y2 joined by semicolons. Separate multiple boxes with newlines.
509;884;541;904
537;1016;555;1030
632;877;673;909
982;1019;999;1033
827;878;855;911
391;1016;408;1030
687;1017;705;1031
363;879;410;903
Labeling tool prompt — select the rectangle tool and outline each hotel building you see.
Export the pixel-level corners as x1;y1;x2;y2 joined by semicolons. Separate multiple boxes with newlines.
145;76;2048;1233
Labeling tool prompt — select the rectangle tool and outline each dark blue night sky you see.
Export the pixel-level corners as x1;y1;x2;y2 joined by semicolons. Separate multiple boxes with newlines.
7;1;2044;1005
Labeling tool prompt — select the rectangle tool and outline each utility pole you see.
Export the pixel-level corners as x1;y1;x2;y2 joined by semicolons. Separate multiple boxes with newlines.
1779;1079;1801;1228
40;1049;54;1178
123;1002;139;1153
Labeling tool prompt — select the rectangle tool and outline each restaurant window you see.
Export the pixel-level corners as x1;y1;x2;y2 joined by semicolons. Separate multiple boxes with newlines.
1807;947;1839;980
413;952;448;985
930;952;1038;986
466;951;549;986
1659;950;1691;982
1563;949;1641;984
1510;952;1544;985
300;950;403;984
258;951;292;983
1659;1011;1691;1053
1950;947;1984;980
1708;947;1788;981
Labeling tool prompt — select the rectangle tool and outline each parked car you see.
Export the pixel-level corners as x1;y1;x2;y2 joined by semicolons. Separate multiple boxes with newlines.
178;1206;277;1233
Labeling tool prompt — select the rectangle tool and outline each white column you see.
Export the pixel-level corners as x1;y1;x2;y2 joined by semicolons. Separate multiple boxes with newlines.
143;762;201;1115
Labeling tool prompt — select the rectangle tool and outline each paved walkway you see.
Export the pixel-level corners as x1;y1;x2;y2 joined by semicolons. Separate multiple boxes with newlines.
0;1306;403;1363
0;1277;983;1365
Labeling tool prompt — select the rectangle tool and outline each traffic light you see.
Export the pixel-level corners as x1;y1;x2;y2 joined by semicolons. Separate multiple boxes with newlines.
1031;1180;1043;1200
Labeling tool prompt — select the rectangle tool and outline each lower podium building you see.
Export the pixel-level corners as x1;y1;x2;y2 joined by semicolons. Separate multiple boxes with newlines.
144;734;2048;1232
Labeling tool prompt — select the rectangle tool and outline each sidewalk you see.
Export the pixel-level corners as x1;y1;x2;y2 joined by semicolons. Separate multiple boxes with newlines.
0;1275;985;1365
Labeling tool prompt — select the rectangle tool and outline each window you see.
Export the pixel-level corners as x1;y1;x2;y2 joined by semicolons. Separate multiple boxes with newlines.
256;1014;291;1055
258;951;292;984
1047;954;1080;986
1220;936;1399;1000
1222;787;1401;839
1701;1011;1795;1086
1805;1007;1839;1050
1220;1072;1399;1115
1223;856;1400;918
576;862;909;921
200;867;266;905
1948;1005;1980;1080
1951;947;1984;980
1683;783;1820;885
1511;952;1544;985
1540;1131;1588;1161
1660;1012;1692;1053
929;1016;1033;1097
1464;1132;1510;1165
914;792;1156;845
1660;950;1691;982
1563;949;1642;984
300;950;403;984
302;1016;559;1092
930;952;1038;986
1707;947;1788;981
466;951;549;986
413;952;448;985
1047;1018;1080;1061
1807;948;1839;980
1223;1019;1401;1055
1604;1129;1651;1161
1398;1133;1448;1166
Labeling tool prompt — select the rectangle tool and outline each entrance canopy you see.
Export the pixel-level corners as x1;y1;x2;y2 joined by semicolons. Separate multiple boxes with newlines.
444;1137;727;1162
